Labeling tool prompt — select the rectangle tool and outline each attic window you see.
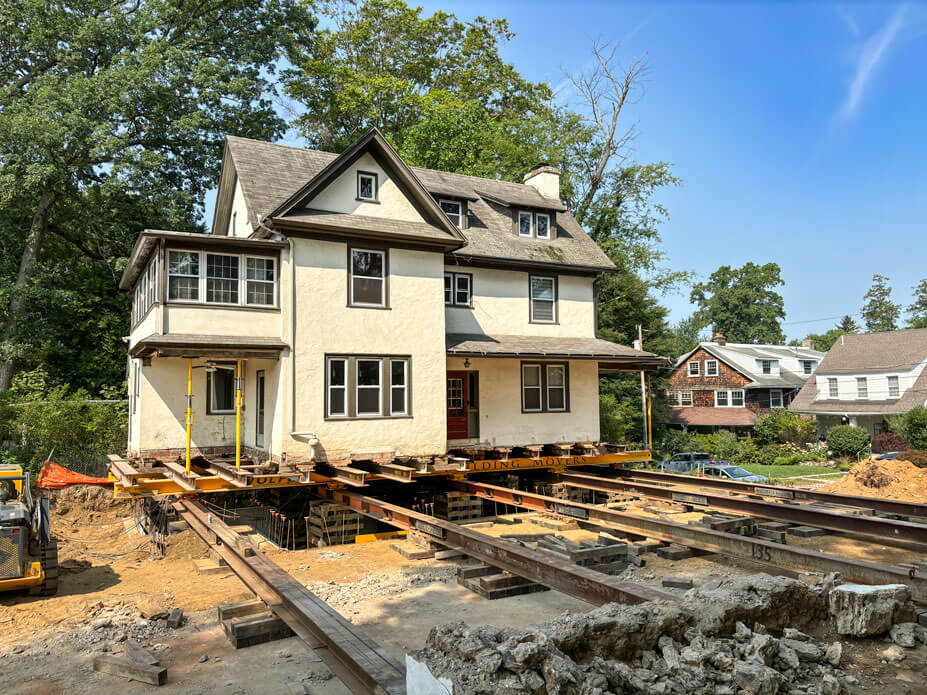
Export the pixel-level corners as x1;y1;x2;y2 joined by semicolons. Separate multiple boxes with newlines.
536;213;550;239
518;211;533;237
357;172;378;201
440;200;462;227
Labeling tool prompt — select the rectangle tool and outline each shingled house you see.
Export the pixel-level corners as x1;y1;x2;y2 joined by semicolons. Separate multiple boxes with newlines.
666;335;824;433
121;128;668;464
789;328;927;437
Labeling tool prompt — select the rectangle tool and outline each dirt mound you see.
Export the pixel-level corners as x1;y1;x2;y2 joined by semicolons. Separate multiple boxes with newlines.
822;459;927;502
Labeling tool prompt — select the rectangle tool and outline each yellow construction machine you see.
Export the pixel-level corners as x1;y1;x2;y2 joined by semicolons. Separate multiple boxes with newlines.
0;464;58;595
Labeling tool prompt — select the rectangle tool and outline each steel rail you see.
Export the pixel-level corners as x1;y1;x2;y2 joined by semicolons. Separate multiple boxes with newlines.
446;479;927;602
175;499;406;695
558;471;927;546
603;466;927;518
318;488;675;606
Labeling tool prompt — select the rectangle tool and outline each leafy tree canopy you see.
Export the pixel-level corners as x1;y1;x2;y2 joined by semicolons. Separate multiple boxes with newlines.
861;274;901;333
908;279;927;329
690;262;786;344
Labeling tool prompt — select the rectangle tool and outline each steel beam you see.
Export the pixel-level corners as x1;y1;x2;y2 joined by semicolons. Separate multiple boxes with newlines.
175;499;406;695
606;466;927;518
318;487;675;606
448;479;927;603
559;471;927;546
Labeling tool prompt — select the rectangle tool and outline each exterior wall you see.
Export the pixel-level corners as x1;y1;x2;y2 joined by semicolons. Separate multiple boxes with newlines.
228;178;253;237
812;414;888;439
444;266;596;338
669;347;751;392
129;306;161;349
812;360;926;402
162;304;280;338
446;356;600;446
308;152;426;223
284;237;447;462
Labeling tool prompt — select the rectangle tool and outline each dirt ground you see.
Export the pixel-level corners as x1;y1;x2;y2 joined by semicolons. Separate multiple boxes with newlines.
3;487;927;693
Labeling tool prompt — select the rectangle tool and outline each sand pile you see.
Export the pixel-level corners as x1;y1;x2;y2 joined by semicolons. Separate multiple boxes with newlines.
822;459;927;502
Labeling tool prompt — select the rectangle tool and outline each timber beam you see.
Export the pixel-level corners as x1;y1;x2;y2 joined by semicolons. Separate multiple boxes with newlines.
318;488;675;606
559;471;927;547
447;479;927;603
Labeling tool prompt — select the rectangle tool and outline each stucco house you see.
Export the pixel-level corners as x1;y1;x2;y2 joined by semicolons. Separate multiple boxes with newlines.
789;328;927;437
121;128;667;467
666;335;824;433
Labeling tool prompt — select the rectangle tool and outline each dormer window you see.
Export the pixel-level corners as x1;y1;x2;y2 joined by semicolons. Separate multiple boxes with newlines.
536;213;550;239
357;171;378;201
801;360;816;375
518;211;533;237
439;199;463;227
759;359;779;375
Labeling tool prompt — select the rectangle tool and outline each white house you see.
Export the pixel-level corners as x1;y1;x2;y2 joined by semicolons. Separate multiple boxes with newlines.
789;328;927;437
121;128;666;466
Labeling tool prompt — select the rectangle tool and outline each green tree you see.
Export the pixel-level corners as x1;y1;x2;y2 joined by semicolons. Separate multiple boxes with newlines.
837;315;860;333
894;406;927;451
664;316;703;359
689;263;786;344
860;274;901;333
0;0;315;392
907;279;927;329
826;425;870;457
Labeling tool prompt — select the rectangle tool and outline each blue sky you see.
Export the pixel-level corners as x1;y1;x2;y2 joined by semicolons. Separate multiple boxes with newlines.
206;1;927;340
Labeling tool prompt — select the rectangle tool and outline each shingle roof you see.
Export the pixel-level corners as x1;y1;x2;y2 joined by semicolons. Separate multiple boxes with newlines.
446;333;670;367
129;334;288;358
274;209;456;245
809;328;927;374
225;135;614;271
668;407;757;427
674;341;824;388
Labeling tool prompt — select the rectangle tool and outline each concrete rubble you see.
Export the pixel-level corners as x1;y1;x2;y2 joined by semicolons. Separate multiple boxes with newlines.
414;574;912;695
828;583;914;636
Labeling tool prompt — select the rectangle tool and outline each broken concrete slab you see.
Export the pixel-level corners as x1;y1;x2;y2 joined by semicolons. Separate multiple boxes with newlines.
828;583;913;636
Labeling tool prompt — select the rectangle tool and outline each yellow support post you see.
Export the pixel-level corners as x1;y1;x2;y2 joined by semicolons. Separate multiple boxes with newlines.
646;373;653;453
235;359;243;470
185;359;193;475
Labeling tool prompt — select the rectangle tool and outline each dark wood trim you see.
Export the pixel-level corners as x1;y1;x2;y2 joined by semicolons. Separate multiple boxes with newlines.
519;360;570;413
347;244;389;308
273;222;463;252
356;170;379;202
528;273;559;325
165;301;279;313
445;253;612;277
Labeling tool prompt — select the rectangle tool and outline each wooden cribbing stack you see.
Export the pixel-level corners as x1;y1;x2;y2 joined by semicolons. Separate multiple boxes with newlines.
218;598;295;648
307;500;366;546
432;491;484;522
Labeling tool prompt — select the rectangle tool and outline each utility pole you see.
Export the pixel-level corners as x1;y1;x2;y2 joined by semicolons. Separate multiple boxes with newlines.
634;324;649;451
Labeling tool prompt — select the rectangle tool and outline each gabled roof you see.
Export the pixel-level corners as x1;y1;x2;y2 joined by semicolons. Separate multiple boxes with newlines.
219;134;615;271
674;341;825;389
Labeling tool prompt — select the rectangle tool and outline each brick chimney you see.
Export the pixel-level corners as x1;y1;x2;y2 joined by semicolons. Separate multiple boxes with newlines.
801;338;815;350
523;163;560;201
714;332;726;346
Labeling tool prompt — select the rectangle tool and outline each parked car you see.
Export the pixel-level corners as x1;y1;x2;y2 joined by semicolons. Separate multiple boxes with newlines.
701;463;770;484
875;451;902;460
655;452;726;473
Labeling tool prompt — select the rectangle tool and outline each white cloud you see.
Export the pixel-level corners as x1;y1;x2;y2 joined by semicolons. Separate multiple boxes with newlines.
834;5;861;38
835;4;909;121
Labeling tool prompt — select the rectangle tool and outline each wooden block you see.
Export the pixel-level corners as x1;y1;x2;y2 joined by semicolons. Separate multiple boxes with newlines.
218;598;266;622
93;656;167;686
434;547;467;560
390;542;436;560
457;564;496;579
916;609;927;628
192;558;229;575
786;526;830;538
166;608;183;629
656;545;693;561
627;553;646;567
223;612;294;649
754;528;787;543
123;639;159;665
662;576;694;589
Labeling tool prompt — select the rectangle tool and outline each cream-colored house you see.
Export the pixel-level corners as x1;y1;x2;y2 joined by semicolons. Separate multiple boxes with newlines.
121;128;665;465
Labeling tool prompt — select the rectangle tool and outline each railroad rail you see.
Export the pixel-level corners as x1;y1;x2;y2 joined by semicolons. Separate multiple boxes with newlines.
445;479;927;603
175;499;406;695
603;466;927;518
316;487;675;606
558;471;927;546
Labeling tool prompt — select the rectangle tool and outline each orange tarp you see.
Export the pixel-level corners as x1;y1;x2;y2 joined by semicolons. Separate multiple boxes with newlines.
36;460;112;489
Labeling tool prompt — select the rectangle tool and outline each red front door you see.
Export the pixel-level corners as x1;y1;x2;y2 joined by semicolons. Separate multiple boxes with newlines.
446;371;468;439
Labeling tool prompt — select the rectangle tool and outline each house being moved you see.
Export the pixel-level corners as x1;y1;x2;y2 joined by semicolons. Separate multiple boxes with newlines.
120;128;667;478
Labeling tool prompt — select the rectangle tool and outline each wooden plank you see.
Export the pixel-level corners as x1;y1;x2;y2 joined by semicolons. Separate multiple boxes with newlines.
123;639;159;665
93;656;167;686
218;599;267;622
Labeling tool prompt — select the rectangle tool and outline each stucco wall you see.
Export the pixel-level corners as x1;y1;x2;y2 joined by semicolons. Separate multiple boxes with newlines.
129;306;162;350
307;152;426;223
444;266;596;338
284;237;447;461
228;178;253;237
446;356;600;446
163;304;280;337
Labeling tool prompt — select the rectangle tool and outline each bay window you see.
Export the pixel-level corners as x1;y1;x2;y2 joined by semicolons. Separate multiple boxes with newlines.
166;248;277;308
168;250;200;301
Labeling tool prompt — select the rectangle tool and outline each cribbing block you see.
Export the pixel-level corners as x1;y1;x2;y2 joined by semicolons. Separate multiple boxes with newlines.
457;564;495;579
390;542;436;560
93;656;167;686
787;526;830;538
218;599;267;622
656;545;693;561
223;612;294;649
754;528;787;543
193;558;229;575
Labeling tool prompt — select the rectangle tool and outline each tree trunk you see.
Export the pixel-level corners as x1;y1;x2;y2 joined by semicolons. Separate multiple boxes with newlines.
0;191;57;391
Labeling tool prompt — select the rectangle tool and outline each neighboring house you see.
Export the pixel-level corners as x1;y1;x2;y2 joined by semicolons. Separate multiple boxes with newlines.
121;128;667;465
666;334;825;433
789;328;927;438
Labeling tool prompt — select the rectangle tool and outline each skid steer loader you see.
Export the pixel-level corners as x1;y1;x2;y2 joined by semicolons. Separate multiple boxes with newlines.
0;464;58;595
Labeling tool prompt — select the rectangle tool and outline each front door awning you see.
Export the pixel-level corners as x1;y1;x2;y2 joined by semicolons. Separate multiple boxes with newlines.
129;334;287;359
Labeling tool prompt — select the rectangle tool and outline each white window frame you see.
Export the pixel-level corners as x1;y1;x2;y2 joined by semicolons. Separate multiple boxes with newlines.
546;364;567;412
665;390;678;406
536;213;550;240
444;274;453;304
355;358;383;416
801;360;816;375
828;377;839;398
680;391;693;407
731;389;745;407
518;210;533;237
454;274;471;306
688;361;700;377
522;364;542;412
244;255;277;307
439;199;463;227
165;249;278;308
390;359;408;416
714;389;745;407
856;377;868;399
167;249;201;303
349;248;386;308
207;365;237;415
715;390;729;407
769;389;783;408
357;172;377;201
529;275;557;324
327;357;348;418
759;359;778;376
888;375;900;399
704;360;718;377
205;252;241;306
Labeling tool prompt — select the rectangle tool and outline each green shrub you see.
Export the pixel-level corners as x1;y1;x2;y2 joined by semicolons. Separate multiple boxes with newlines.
826;425;870;457
660;429;692;457
894;406;927;451
712;430;739;460
754;410;817;446
733;438;760;466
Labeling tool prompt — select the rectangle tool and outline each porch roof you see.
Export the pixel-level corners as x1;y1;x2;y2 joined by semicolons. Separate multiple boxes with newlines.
130;333;288;359
446;333;670;370
668;406;757;427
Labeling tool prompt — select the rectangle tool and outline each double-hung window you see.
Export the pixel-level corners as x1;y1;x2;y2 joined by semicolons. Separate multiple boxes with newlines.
857;377;868;399
760;359;779;375
801;360;816;375
715;390;729;407
326;356;411;418
680;391;693;407
769;389;783;408
704;360;718;377
688;361;700;377
536;213;550;239
246;257;276;306
529;275;556;323
731;390;745;407
518;211;533;237
168;250;200;301
440;200;463;227
828;377;839;398
350;248;386;307
522;362;569;413
444;272;472;306
715;390;745;407
206;253;240;304
888;375;900;399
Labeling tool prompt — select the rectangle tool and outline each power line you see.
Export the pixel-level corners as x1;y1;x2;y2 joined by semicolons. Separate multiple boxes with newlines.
782;313;862;327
